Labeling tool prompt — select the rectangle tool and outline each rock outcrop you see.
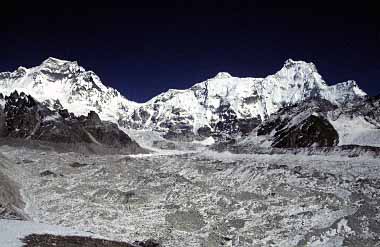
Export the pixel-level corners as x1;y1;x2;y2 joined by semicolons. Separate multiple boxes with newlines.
0;91;145;154
272;115;339;148
0;58;367;142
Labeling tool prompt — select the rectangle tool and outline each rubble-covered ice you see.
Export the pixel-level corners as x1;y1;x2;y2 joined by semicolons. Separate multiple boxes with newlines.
1;144;379;246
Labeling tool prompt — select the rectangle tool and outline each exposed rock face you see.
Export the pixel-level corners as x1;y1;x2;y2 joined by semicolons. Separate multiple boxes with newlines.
222;94;380;150
0;57;138;124
237;117;262;135
0;58;367;142
272;115;339;148
82;112;138;148
119;59;365;141
0;91;145;153
21;234;162;247
255;99;339;148
1;91;43;138
1;58;378;147
340;95;380;123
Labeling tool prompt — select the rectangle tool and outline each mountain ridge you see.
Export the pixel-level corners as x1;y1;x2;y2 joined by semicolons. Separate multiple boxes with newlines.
0;57;369;142
0;90;146;154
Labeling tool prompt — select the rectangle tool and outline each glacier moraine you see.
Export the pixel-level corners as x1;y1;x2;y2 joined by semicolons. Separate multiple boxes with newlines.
1;144;380;247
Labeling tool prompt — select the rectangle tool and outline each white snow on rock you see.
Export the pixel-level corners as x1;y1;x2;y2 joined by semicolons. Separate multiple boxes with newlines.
122;59;367;133
329;115;380;147
0;57;139;123
0;58;366;135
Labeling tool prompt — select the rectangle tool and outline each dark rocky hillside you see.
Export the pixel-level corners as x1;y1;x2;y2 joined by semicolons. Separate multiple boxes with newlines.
0;91;146;154
272;115;339;148
21;234;161;247
255;99;339;148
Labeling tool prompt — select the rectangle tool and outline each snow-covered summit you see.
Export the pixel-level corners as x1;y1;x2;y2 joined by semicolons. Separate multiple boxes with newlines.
213;72;233;79
0;57;138;123
122;59;367;138
42;56;77;66
0;58;368;138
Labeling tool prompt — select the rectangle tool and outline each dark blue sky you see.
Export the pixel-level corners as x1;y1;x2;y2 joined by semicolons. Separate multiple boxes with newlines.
0;2;378;102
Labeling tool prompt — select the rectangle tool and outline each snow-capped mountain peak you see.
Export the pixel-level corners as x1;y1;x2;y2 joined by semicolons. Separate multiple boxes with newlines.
336;80;366;96
121;59;367;140
38;57;84;75
283;58;317;69
42;56;74;65
0;58;368;140
0;58;138;123
275;58;327;87
213;72;233;79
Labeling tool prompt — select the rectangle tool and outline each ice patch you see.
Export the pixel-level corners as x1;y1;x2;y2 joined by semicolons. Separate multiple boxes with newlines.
0;220;96;247
330;115;380;147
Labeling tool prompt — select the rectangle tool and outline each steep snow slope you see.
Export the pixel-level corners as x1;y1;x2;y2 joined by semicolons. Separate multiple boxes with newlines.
329;116;380;147
124;59;366;136
230;97;380;149
328;96;380;147
0;58;367;137
0;57;139;122
0;91;146;154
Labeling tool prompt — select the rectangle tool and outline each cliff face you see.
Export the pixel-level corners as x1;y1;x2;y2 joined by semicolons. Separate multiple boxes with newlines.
0;91;145;154
0;58;367;143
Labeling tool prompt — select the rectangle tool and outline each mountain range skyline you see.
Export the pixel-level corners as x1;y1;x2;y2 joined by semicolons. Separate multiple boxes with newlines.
1;2;378;102
2;3;380;246
0;56;370;145
0;57;376;103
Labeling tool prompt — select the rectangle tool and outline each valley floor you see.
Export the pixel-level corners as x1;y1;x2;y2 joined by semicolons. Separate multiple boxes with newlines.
1;143;380;246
